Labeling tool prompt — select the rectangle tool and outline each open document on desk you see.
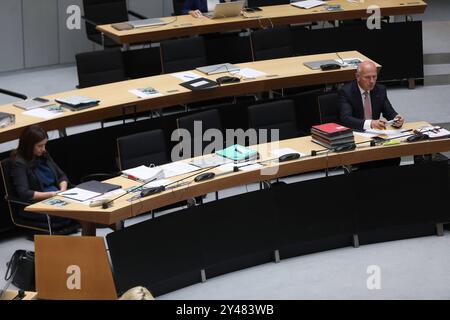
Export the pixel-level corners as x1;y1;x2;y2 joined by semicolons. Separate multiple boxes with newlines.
291;0;326;9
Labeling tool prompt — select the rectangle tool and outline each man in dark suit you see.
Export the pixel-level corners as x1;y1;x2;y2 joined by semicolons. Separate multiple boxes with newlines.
339;60;404;131
339;60;405;169
182;0;234;18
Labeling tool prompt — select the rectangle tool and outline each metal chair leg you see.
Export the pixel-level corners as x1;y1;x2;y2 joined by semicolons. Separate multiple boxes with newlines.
46;214;52;235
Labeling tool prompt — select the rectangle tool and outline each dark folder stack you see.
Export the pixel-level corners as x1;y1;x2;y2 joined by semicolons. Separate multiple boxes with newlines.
311;123;354;149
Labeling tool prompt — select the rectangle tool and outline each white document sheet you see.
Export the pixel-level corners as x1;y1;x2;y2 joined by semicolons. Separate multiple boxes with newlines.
23;108;61;119
270;148;305;158
159;162;200;178
291;0;326;9
59;187;101;202
129;88;162;99
172;71;202;82
234;68;267;79
217;162;263;173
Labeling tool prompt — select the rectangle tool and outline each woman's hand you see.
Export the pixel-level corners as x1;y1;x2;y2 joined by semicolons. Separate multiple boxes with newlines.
189;10;203;18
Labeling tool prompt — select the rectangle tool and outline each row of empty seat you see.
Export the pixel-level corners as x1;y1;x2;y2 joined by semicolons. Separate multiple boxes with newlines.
76;26;293;88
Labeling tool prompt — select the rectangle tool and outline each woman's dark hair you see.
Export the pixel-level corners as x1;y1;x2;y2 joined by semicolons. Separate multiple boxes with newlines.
12;125;48;162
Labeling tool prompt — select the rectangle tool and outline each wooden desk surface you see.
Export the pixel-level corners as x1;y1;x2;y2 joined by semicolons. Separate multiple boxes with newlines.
26;121;450;230
97;0;426;45
0;50;372;143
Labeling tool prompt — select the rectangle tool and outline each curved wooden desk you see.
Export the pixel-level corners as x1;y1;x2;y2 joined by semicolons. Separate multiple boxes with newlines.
0;51;373;143
97;0;426;45
26;122;450;236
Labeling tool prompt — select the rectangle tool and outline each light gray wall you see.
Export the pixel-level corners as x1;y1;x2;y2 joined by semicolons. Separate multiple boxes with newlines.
58;0;95;64
0;0;167;73
0;0;24;72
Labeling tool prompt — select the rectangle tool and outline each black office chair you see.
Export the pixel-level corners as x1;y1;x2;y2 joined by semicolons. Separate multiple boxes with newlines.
0;158;78;236
82;0;147;47
117;129;199;213
250;26;293;61
248;99;299;143
75;49;150;128
160;37;208;74
123;47;162;79
204;33;253;65
317;92;340;124
76;49;126;89
248;99;300;188
247;0;290;7
117;129;168;171
177;110;222;200
176;109;223;158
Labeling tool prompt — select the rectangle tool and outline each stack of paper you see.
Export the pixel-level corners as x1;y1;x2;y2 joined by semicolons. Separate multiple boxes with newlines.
122;165;164;182
159;162;199;178
291;0;326;9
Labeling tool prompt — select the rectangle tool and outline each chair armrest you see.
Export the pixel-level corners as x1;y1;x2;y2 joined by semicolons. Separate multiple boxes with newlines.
0;88;27;100
81;15;99;27
128;10;147;20
5;195;32;207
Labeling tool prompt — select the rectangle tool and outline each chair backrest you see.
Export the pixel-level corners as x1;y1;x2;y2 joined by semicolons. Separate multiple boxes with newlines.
177;109;223;158
0;158;45;232
160;37;207;74
247;0;290;7
75;49;126;88
1;158;17;203
250;26;293;61
248;99;298;142
123;47;162;79
317;92;340;124
82;0;128;41
204;33;253;65
117;129;169;171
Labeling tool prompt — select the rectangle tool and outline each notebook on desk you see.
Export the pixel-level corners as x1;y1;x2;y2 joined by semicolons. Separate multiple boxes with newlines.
127;18;167;28
196;63;240;75
303;59;342;70
14;97;55;111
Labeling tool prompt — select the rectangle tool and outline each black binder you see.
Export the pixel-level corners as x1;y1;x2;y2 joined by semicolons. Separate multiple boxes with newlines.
179;78;218;91
77;180;121;194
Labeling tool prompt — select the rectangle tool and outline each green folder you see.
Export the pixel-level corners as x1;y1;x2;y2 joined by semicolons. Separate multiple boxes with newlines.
215;144;258;162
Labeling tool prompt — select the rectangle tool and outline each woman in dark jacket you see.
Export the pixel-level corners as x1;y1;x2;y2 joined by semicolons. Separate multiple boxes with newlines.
11;125;68;202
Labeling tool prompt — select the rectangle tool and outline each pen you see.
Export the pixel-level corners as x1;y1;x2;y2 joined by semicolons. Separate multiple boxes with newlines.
401;129;413;133
184;76;195;79
61;193;78;195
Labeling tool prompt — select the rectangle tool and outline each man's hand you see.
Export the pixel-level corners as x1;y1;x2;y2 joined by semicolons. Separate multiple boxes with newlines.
392;115;404;128
189;10;203;18
371;119;386;130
